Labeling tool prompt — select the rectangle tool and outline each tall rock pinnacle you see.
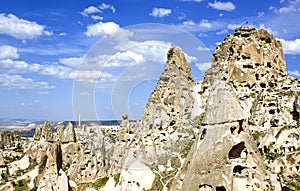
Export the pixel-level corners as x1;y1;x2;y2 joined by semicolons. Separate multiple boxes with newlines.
109;46;200;190
165;46;194;83
140;46;196;133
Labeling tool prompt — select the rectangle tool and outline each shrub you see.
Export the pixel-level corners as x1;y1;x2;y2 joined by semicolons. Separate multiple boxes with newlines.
93;176;109;190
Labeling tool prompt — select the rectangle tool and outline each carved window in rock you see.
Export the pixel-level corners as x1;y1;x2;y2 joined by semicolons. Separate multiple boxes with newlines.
233;165;247;174
216;186;226;191
228;142;246;159
200;128;207;140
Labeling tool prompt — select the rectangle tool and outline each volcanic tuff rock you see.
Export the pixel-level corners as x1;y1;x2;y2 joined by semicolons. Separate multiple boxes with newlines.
36;142;67;191
41;121;54;142
105;46;201;191
172;27;300;191
33;125;42;140
5;27;300;191
61;122;76;143
56;122;64;141
0;131;21;149
0;150;5;167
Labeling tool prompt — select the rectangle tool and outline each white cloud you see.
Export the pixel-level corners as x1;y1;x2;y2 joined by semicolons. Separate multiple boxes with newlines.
269;6;276;11
288;70;300;77
0;59;29;73
38;64;73;79
279;6;296;14
85;22;120;37
199;33;208;37
208;1;236;12
262;0;300;38
257;12;265;18
59;57;83;68
227;23;240;30
43;31;53;36
28;63;42;73
91;15;103;21
80;6;100;17
59;32;67;36
20;45;85;56
197;46;210;51
216;29;228;35
111;51;145;66
0;13;51;39
278;38;300;55
73;70;116;83
150;8;172;18
0;45;19;60
196;62;211;73
99;3;116;13
0;74;54;89
180;19;220;32
32;100;39;104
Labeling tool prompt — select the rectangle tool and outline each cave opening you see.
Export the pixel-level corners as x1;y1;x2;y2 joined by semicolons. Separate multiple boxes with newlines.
229;142;246;159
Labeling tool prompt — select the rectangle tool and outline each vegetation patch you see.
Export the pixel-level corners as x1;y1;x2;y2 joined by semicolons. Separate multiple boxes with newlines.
282;175;300;191
78;177;109;191
149;174;163;191
277;91;294;97
12;179;30;191
62;162;70;172
252;130;266;141
113;173;120;186
93;176;109;190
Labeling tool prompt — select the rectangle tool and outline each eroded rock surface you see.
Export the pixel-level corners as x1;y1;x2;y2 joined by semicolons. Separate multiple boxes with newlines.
6;27;300;191
172;27;300;191
0;131;21;149
41;121;54;142
61;122;76;143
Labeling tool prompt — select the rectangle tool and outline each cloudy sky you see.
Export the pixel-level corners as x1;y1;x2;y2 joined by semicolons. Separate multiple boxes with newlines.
0;0;300;121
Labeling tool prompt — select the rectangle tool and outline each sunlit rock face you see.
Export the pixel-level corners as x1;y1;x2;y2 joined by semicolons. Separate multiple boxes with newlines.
7;28;300;191
172;28;300;191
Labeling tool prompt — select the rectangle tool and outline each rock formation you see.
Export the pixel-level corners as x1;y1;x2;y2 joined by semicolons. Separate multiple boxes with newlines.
3;27;300;191
33;125;42;140
61;122;76;143
56;122;64;141
37;142;67;191
0;150;5;167
0;131;21;149
41;121;54;142
172;27;300;191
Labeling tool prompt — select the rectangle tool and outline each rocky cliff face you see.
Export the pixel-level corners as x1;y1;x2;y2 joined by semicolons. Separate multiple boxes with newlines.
104;46;200;190
2;27;300;191
171;27;300;191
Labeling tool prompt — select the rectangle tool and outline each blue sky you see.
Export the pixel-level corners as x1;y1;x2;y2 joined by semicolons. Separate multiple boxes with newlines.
0;0;300;121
